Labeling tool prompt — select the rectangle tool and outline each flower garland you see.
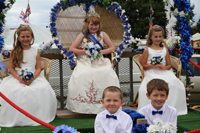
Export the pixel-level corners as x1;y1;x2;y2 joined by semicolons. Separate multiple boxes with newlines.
123;109;149;132
49;0;135;66
163;0;193;69
52;124;77;133
0;0;15;53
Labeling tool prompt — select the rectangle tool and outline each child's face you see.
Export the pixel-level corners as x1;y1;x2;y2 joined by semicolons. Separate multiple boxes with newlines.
101;91;124;114
18;31;32;48
146;89;168;110
150;31;162;46
88;22;100;34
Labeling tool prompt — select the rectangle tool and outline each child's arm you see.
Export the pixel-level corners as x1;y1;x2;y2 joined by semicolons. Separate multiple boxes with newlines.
126;119;133;133
94;116;104;133
163;49;171;70
69;33;87;55
9;50;26;84
141;48;162;70
25;50;41;86
101;31;115;55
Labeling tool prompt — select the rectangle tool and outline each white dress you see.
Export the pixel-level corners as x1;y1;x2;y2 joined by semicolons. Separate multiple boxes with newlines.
0;47;57;127
137;47;187;115
66;32;120;114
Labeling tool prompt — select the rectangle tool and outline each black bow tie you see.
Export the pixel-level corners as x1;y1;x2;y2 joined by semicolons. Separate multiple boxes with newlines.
152;110;163;115
106;114;117;120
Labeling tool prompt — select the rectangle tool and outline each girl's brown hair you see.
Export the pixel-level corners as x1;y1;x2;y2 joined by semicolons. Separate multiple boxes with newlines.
146;25;165;47
82;15;102;42
12;24;34;68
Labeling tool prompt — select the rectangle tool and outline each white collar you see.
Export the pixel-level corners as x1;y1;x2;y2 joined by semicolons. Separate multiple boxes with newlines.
105;109;121;116
150;103;166;113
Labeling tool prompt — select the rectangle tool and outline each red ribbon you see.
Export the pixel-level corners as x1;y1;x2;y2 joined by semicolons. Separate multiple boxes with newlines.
0;92;56;130
187;129;200;133
173;49;200;69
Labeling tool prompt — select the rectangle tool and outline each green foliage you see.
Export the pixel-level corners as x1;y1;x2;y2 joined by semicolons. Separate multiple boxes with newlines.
191;18;200;35
60;0;112;10
114;0;167;38
0;0;15;24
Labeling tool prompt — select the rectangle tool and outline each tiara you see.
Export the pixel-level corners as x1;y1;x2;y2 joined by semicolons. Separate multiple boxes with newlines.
82;5;100;18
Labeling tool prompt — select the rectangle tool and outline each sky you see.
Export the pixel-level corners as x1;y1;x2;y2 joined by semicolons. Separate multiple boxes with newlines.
4;0;200;31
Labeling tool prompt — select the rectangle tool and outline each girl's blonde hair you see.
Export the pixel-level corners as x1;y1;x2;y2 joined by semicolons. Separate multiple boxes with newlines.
146;25;165;47
12;24;35;68
82;15;102;42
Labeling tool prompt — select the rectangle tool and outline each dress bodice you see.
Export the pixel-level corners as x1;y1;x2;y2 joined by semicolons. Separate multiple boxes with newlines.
78;32;106;49
147;47;166;66
15;47;37;73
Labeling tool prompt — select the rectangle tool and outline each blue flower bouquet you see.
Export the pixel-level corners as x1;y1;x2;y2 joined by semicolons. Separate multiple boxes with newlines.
0;62;6;72
84;42;103;63
19;69;34;82
151;56;163;65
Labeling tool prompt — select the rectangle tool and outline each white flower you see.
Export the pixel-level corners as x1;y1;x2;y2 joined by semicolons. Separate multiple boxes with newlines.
95;44;100;49
4;0;9;6
173;9;179;16
179;11;186;17
121;9;125;15
164;123;177;131
153;118;164;128
147;125;159;133
137;41;142;46
87;42;95;48
85;50;90;55
94;50;98;57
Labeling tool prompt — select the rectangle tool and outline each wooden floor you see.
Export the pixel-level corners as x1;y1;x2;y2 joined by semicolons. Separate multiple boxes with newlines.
56;106;137;118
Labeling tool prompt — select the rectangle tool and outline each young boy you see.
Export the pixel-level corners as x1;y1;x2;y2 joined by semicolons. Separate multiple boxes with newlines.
138;79;177;130
95;86;133;133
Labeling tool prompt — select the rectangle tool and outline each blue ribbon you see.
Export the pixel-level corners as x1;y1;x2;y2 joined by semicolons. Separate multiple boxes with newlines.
89;33;104;50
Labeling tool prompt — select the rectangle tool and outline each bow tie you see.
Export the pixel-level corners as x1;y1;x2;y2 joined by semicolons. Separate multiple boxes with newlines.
152;110;163;115
106;114;117;120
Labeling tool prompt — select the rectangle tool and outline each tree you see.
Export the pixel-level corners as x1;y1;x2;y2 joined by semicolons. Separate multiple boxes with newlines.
191;18;200;35
114;0;167;38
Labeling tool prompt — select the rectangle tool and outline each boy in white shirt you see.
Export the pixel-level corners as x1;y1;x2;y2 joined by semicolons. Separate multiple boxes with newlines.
139;79;177;132
95;86;133;133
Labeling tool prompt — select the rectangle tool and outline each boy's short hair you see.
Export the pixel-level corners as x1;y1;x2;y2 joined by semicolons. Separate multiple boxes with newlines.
102;86;123;100
147;79;169;95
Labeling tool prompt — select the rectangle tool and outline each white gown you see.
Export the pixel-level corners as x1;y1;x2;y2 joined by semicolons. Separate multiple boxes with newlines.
0;47;57;127
137;47;187;115
66;32;120;114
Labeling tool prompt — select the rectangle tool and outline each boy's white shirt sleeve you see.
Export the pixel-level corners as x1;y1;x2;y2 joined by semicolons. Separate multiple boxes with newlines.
125;118;133;133
95;114;105;133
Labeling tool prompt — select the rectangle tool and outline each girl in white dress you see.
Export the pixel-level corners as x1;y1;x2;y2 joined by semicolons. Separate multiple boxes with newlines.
0;24;57;127
137;25;187;115
66;15;120;114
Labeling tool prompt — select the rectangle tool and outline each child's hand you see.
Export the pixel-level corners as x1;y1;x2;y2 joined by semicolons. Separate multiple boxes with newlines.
24;79;34;86
157;64;165;70
154;64;164;70
17;78;26;84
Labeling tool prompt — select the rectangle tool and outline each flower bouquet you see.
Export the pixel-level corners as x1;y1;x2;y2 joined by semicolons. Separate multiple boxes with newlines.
0;62;6;72
147;119;177;133
128;37;142;49
166;36;181;49
84;42;103;63
19;68;34;82
151;56;163;65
